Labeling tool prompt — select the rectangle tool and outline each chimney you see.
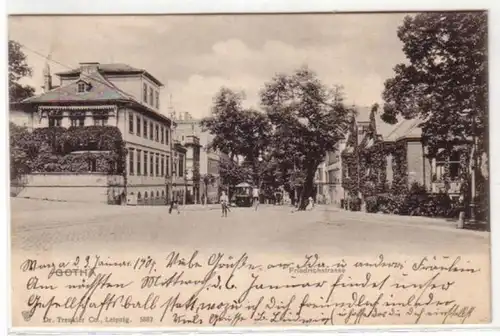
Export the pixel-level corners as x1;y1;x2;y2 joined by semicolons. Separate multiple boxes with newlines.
184;112;190;120
42;62;52;92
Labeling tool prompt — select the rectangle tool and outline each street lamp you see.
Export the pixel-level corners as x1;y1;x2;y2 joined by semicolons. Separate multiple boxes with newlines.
470;114;478;224
458;108;477;225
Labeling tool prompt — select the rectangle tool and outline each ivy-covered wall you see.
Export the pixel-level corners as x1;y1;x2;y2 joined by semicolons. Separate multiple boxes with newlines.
13;126;127;175
341;151;358;197
342;140;406;199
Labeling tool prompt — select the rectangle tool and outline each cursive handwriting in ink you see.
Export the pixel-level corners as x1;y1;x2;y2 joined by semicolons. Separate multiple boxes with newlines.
353;254;404;270
326;272;390;303
165;251;202;269
412;256;480;274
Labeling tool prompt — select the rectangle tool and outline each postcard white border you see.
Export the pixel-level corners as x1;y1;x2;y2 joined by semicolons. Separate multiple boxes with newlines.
3;0;499;335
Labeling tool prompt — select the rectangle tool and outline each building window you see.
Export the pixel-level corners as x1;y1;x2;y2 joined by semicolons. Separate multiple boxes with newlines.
143;83;148;102
433;161;445;182
155;125;159;142
48;117;62;127
93;117;108;126
128;112;134;133
165;129;170;145
161;126;164;144
149;87;154;106
166;156;170;176
78;82;87;93
137;149;142;176
449;151;461;180
136;116;141;136
149;122;154;140
161;154;165;176
143;151;148;176
178;155;184;177
155;91;159;109
143;118;148;139
433;150;461;182
71;117;85;127
150;153;154;176
155;154;160;176
129;148;135;175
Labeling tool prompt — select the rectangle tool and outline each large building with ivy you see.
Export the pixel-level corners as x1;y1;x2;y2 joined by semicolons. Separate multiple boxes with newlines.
10;62;186;205
340;106;472;207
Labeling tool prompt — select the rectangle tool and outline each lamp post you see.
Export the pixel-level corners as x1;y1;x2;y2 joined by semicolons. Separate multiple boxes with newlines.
258;156;263;204
469;115;477;225
458;108;477;226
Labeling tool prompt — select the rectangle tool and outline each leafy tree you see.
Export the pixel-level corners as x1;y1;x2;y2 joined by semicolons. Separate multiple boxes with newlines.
201;88;272;186
10;122;32;180
260;67;352;210
9;40;35;102
201;173;216;204
218;157;252;189
382;12;487;161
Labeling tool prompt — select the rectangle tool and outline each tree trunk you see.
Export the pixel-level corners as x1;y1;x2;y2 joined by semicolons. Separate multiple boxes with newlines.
297;165;316;211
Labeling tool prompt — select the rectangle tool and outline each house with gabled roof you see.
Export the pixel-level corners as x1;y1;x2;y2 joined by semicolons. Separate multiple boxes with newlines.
10;62;187;205
341;104;470;208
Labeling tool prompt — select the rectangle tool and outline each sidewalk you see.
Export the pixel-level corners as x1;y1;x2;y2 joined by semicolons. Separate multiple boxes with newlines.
316;204;490;237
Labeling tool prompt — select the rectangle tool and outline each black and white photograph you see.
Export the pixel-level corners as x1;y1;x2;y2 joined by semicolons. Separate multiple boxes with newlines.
8;11;491;328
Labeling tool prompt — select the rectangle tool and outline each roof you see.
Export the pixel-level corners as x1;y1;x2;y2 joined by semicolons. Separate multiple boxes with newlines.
19;70;172;124
235;182;252;188
354;105;423;142
55;63;164;86
384;118;424;142
23;71;131;103
353;106;394;138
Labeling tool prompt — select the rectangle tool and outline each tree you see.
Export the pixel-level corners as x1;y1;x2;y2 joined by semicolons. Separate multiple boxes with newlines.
382;12;487;161
10;122;33;181
201;87;272;186
218;156;252;190
201;173;216;204
260;67;352;210
9;40;35;102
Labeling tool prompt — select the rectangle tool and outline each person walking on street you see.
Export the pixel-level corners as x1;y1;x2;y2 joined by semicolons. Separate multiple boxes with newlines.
253;187;260;211
169;198;180;215
220;191;229;217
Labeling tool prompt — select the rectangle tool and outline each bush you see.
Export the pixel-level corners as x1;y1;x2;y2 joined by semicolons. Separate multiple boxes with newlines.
365;196;379;213
11;126;126;175
368;182;457;219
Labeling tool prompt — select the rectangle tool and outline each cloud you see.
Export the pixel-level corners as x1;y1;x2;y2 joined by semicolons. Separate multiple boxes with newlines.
166;37;404;118
9;14;407;119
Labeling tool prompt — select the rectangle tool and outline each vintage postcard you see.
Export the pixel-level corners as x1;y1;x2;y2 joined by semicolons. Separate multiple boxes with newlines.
8;12;491;328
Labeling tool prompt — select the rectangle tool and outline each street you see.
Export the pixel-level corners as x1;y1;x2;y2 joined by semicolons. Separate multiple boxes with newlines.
11;198;489;257
10;198;492;326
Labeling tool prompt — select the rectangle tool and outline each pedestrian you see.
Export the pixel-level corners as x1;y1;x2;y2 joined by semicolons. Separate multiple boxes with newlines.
252;186;260;211
169;198;180;215
306;196;315;211
220;191;229;217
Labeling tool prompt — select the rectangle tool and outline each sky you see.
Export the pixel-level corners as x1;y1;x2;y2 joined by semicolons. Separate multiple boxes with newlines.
8;14;409;119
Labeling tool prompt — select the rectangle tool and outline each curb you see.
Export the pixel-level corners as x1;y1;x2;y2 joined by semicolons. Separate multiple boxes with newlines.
317;206;489;238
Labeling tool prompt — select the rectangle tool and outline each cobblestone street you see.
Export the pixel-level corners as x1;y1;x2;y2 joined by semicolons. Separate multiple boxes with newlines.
11;199;490;258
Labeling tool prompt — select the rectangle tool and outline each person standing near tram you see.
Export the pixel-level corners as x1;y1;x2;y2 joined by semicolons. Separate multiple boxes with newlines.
252;186;260;211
